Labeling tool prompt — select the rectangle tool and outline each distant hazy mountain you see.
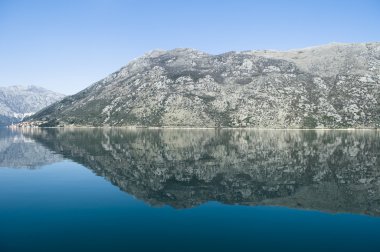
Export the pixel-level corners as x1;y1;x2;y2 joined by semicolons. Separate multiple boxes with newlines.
29;42;380;128
0;85;65;125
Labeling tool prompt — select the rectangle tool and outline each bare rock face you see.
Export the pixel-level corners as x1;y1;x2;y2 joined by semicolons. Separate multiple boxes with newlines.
29;43;380;128
0;86;65;125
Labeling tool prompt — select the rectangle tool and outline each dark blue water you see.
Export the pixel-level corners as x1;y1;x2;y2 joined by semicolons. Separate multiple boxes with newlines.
0;128;379;252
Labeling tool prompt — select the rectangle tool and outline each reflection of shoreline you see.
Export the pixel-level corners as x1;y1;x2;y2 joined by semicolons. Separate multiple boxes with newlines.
22;128;380;216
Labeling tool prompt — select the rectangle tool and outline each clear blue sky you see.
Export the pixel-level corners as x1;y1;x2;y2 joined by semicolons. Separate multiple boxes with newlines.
0;0;379;94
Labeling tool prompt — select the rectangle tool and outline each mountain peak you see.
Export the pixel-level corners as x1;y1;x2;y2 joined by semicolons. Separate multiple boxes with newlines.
26;42;380;128
142;48;208;58
0;85;65;125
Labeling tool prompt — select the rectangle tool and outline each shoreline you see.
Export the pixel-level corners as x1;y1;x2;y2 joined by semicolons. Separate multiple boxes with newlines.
6;125;379;131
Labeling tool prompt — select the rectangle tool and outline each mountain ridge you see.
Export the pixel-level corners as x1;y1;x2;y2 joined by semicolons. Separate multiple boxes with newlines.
0;85;65;125
27;42;380;128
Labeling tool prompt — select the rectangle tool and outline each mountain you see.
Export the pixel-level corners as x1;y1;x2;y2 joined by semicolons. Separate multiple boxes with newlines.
0;85;65;125
29;42;380;128
23;128;380;215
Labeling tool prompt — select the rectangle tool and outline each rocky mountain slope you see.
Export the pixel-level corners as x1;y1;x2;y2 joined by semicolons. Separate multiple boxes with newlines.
29;42;380;128
23;128;380;215
0;86;65;125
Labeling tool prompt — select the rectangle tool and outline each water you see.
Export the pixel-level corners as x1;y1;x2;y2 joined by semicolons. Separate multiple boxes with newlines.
0;128;380;252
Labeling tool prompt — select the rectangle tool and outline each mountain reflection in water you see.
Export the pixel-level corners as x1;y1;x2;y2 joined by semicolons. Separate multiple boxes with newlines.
0;128;62;168
14;128;380;216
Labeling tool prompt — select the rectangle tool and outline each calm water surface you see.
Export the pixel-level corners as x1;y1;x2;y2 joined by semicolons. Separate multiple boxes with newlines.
0;128;380;252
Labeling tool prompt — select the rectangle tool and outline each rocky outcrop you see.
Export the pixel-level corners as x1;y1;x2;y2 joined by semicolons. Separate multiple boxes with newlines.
28;42;380;128
24;128;380;216
0;85;65;125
